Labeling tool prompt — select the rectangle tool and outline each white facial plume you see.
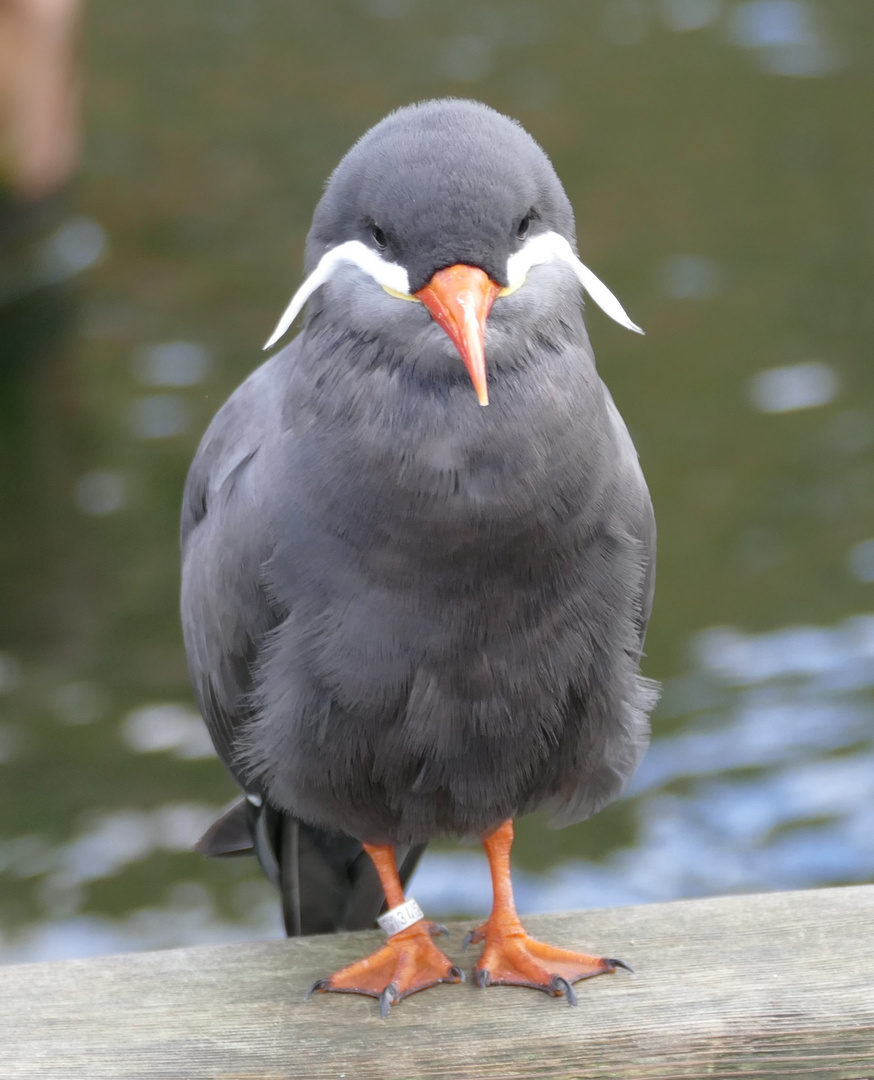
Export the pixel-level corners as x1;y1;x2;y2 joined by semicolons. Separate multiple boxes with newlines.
503;232;644;335
263;231;643;350
263;241;411;350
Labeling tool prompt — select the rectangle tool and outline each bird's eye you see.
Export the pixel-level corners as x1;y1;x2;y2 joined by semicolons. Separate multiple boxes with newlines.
516;211;534;241
369;223;388;250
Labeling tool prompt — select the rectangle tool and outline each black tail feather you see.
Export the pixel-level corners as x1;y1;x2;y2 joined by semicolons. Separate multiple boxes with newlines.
195;798;427;937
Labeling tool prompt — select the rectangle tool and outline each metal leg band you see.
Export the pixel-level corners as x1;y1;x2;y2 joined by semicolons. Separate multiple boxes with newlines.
377;898;424;936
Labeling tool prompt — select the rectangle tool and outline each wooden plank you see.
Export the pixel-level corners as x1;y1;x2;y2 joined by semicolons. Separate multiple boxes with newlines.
2;885;873;1079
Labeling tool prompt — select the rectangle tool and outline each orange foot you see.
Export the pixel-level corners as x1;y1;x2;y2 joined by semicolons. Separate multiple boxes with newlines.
465;919;630;1006
307;921;463;1017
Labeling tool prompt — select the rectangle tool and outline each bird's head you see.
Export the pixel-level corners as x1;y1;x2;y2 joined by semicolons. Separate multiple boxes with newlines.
265;99;642;406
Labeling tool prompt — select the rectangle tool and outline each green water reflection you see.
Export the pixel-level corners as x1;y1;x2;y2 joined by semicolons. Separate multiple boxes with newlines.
1;0;872;960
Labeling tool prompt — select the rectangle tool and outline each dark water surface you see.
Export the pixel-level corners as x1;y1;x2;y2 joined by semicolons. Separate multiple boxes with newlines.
1;0;872;961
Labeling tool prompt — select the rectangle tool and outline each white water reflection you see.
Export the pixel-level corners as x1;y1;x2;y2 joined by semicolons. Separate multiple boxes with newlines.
728;1;844;77
38;218;109;284
132;341;212;387
848;541;874;584
748;361;838;413
2;803;222;929
121;703;216;759
0;882;279;964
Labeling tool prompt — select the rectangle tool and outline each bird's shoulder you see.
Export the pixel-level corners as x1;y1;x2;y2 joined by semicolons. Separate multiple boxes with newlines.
181;346;295;548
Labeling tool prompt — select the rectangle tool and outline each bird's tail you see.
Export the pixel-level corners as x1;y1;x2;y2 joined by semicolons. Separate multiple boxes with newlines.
195;797;425;936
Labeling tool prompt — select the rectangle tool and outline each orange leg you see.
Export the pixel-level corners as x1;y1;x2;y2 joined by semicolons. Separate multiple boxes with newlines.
306;842;462;1017
466;820;630;1005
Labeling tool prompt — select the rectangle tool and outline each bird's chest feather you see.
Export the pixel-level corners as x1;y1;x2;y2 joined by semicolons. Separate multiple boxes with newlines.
284;374;595;582
250;366;643;841
289;354;606;546
268;382;611;724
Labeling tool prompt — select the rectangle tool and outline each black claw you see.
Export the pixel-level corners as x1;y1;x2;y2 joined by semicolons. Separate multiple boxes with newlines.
448;965;466;983
462;930;477;952
607;958;633;973
550;975;577;1006
379;982;399;1019
304;978;328;1001
474;968;490;989
430;922;450;938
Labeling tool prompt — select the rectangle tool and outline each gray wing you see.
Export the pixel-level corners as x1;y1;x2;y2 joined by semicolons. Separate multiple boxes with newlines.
181;353;286;782
181;348;427;934
548;382;659;827
602;382;657;649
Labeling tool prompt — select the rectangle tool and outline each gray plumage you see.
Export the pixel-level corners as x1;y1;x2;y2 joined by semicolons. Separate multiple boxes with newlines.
181;99;657;934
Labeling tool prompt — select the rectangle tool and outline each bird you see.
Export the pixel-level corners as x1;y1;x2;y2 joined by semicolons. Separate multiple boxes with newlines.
181;98;658;1017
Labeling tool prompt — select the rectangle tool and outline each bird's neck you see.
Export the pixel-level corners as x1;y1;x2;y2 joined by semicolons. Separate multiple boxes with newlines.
284;327;613;552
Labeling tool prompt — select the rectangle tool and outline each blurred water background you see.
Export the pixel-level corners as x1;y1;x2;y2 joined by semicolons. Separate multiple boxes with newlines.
0;0;872;963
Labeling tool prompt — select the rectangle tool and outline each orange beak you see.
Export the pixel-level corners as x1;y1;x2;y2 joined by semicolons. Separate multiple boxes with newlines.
415;264;501;406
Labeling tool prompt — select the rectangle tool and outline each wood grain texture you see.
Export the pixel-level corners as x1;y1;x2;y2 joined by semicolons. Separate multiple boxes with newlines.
2;886;873;1079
